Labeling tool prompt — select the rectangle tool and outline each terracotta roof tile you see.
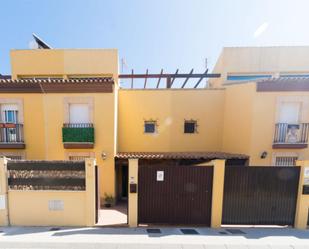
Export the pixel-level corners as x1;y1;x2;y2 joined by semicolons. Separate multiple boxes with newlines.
0;77;114;93
0;77;113;84
115;152;249;160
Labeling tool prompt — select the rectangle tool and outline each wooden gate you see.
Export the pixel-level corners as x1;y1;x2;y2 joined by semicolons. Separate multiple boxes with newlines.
138;164;213;225
222;166;300;225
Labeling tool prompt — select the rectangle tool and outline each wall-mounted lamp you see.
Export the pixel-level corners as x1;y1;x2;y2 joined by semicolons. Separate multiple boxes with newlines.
260;151;268;159
101;152;107;160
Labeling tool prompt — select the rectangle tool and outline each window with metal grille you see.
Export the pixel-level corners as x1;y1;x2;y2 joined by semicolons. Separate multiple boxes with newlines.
144;121;156;133
68;155;90;161
275;156;298;166
184;120;197;133
0;154;23;160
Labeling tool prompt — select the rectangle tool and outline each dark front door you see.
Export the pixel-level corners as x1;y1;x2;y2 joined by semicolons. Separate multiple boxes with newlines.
122;165;128;199
138;164;213;225
222;166;300;225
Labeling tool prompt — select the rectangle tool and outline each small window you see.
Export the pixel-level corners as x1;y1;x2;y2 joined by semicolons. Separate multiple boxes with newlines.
1;104;18;123
184;120;197;134
69;155;90;161
144;121;156;133
69;103;89;124
275;156;298;166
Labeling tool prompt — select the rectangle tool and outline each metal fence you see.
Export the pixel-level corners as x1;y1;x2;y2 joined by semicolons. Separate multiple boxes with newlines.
7;161;85;191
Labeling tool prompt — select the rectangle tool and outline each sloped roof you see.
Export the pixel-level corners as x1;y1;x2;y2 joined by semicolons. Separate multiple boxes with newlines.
115;151;249;160
0;77;114;93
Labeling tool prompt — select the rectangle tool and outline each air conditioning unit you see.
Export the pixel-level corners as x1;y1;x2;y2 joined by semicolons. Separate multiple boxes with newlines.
285;124;300;143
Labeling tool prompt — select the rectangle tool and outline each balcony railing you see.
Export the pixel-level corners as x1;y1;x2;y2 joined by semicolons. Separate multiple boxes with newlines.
0;123;25;148
273;123;309;148
62;123;94;148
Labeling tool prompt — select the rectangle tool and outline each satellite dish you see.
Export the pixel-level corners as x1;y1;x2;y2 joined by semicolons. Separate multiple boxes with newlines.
32;33;52;49
29;40;38;49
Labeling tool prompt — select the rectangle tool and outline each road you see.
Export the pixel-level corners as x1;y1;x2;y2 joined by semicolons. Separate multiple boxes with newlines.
0;226;308;248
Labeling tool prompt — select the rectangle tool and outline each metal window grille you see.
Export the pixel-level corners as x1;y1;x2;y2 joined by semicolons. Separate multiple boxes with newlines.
68;155;90;161
275;156;298;166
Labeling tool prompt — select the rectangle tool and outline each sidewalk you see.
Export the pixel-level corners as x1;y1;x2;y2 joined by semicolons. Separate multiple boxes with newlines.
0;226;308;248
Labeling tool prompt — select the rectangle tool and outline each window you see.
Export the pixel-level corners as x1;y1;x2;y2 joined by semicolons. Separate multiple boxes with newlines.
66;152;95;161
69;103;89;124
1;104;18;123
68;155;90;161
275;156;298;166
0;152;25;160
144;121;156;133
184;120;197;133
227;75;272;81
278;102;301;124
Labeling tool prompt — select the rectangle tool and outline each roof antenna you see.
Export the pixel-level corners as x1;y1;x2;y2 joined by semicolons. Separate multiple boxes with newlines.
31;33;52;49
205;57;209;88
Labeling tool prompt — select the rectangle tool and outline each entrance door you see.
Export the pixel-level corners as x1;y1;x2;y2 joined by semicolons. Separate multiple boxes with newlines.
222;166;300;225
121;165;128;199
138;165;213;225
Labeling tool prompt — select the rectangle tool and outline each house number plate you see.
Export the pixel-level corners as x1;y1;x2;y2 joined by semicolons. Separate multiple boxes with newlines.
156;171;164;181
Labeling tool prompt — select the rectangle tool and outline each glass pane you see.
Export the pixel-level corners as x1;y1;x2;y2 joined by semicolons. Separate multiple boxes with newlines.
184;122;196;133
144;123;155;133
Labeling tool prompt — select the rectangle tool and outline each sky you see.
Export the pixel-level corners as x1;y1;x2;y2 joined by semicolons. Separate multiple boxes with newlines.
1;0;309;86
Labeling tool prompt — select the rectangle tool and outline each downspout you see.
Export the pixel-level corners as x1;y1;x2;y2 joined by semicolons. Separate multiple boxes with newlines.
38;81;49;160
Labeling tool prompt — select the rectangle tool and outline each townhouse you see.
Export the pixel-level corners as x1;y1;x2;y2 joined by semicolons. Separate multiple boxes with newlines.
0;46;309;228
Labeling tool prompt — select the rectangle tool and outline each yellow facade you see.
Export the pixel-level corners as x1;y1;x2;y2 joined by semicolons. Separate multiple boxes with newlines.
118;89;225;152
1;47;309;227
4;49;118;200
3;47;309;193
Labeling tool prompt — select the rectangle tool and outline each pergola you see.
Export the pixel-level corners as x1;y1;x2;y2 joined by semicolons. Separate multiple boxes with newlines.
119;69;221;89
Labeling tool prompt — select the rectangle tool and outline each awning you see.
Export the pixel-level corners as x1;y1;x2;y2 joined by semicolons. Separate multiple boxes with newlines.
115;152;249;160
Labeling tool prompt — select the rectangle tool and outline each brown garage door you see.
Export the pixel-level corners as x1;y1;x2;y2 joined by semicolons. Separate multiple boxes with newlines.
222;166;300;225
138;164;213;225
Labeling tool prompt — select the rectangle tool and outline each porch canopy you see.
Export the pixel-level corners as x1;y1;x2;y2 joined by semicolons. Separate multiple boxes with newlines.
115;152;249;166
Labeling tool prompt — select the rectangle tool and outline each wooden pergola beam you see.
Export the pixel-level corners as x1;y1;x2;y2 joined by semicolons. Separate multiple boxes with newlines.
181;69;194;88
194;69;209;88
131;69;134;88
119;72;220;79
143;69;149;88
156;69;163;88
170;69;179;88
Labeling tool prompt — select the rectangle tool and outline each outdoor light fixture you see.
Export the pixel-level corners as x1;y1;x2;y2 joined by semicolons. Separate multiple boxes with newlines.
260;151;268;159
101;152;107;160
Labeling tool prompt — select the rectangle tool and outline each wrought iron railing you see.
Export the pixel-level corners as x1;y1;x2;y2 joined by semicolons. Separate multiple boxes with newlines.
0;123;24;143
273;123;309;144
62;123;94;143
63;123;93;128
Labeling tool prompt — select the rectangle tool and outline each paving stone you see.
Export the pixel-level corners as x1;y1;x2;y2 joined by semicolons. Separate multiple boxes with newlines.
204;245;226;249
182;245;205;249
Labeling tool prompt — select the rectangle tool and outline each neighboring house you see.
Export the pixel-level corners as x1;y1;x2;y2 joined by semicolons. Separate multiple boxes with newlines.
0;46;308;203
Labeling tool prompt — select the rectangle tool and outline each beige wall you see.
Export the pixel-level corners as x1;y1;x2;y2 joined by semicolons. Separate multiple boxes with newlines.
118;89;225;152
210;46;309;87
8;191;87;226
222;82;309;165
11;49;118;80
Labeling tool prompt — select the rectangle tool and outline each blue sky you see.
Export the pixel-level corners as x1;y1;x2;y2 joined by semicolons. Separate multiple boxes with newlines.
1;0;309;80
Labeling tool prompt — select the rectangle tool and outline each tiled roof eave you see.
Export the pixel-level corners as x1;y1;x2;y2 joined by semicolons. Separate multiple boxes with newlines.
0;77;114;93
115;152;249;160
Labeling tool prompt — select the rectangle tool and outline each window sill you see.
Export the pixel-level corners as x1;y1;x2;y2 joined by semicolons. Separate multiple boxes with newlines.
272;143;308;149
63;142;94;149
0;143;25;149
